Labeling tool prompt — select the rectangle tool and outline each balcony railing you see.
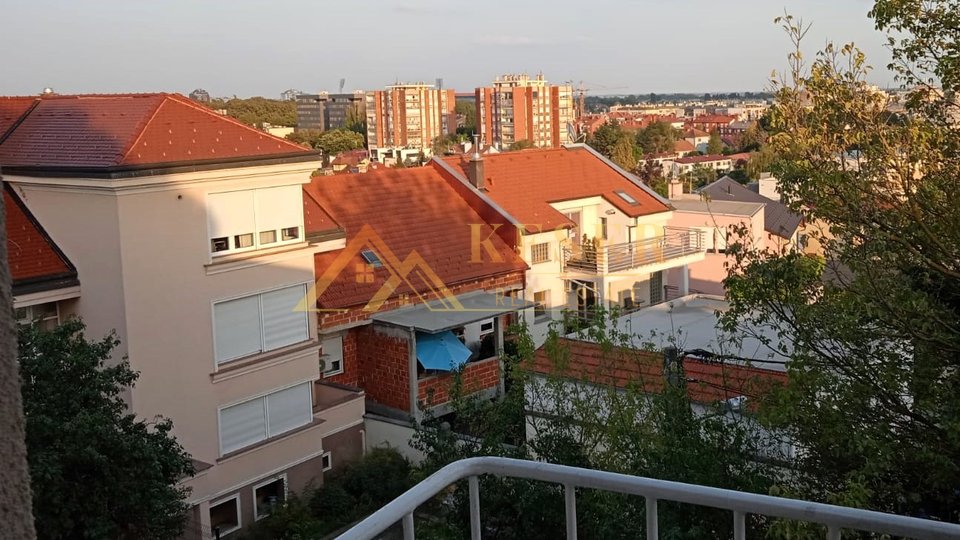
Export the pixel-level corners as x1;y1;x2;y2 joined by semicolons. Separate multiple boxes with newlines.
562;227;704;274
338;456;960;540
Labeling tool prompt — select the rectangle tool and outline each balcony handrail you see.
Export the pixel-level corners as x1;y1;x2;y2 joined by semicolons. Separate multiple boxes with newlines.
337;456;960;540
562;227;704;274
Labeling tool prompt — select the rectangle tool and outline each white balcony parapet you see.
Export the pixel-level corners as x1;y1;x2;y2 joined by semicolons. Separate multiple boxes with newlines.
563;226;704;274
338;456;960;540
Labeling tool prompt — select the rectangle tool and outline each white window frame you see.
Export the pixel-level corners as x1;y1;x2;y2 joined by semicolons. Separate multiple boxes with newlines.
530;242;551;264
212;283;311;367
15;302;60;329
321;334;344;377
207;186;304;257
252;474;288;521
209;494;242;537
217;380;314;456
533;290;550;322
321;451;333;472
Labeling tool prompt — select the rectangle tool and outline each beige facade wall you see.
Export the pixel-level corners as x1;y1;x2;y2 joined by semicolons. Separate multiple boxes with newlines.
8;160;365;527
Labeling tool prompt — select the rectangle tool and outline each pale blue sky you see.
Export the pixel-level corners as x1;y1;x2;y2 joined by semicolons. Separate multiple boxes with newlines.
0;0;893;97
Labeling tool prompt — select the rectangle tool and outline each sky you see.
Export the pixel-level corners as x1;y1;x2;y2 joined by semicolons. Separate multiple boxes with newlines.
0;0;894;98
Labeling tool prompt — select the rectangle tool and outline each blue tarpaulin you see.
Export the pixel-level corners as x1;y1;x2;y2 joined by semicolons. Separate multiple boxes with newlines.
416;331;472;371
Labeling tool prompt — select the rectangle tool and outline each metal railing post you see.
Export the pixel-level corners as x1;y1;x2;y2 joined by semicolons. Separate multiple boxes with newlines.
402;512;415;540
646;497;658;539
733;511;746;540
564;483;577;540
468;476;481;540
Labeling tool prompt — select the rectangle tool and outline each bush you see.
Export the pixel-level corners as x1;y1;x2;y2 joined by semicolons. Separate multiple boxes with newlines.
241;494;323;540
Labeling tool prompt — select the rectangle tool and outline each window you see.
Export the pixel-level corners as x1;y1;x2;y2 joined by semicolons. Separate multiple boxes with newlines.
563;211;581;240
322;335;343;377
207;186;303;256
615;190;638;205
600;217;608;240
649;271;664;305
322;451;332;471
213;284;310;365
209;495;241;537
219;382;313;455
360;249;382;268
533;290;550;322
16;302;60;331
253;476;287;520
530;242;551;264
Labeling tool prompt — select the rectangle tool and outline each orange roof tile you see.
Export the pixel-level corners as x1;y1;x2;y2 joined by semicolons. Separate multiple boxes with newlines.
305;167;527;309
0;93;314;170
674;139;695;152
442;147;669;234
0;97;36;139
4;185;77;295
532;338;786;405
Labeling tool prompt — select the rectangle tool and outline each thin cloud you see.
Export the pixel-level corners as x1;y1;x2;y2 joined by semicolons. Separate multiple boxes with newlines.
473;35;544;46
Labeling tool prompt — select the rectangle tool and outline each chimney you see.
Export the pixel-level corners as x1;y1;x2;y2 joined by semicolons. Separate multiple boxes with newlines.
668;178;684;200
468;134;485;190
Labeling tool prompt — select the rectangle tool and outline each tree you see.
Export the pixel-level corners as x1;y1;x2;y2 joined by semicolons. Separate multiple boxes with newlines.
19;319;193;539
635;121;679;154
610;135;638;170
285;129;323;149
738;121;768;152
313;129;365;155
344;104;366;135
508;139;535;151
723;6;960;523
205;96;296;128
706;129;724;154
587;121;627;157
455;101;477;136
431;134;456;156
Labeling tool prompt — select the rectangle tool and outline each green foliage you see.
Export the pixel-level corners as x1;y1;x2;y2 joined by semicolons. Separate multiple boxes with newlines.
344;104;366;135
610;135;638;170
243;448;414;539
18;319;194;540
508;139;535;151
455;101;477;135
287;128;365;155
586;121;627;157
635;121;679;154
722;6;960;524
738;121;768;152
206;96;296;128
707;129;724;154
432;134;457;156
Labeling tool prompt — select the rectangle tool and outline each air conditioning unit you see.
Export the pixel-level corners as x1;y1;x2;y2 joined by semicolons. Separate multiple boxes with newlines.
318;357;327;372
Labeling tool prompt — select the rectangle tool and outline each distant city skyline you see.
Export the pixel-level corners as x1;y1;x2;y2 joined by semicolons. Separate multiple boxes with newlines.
1;0;895;98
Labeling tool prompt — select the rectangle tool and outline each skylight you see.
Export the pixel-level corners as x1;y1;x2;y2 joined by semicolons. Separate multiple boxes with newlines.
615;190;639;205
360;249;382;268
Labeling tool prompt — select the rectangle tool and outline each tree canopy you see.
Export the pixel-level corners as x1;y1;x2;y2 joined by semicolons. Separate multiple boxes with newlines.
286;129;366;156
508;139;535;152
723;5;960;524
455;101;477;136
19;320;193;539
204;96;296;128
635;121;679;154
706;130;724;154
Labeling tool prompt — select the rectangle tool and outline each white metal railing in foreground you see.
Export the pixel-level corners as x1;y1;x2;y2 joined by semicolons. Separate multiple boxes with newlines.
338;456;960;540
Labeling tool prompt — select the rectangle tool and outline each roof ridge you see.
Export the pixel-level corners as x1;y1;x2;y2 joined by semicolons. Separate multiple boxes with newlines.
118;94;169;165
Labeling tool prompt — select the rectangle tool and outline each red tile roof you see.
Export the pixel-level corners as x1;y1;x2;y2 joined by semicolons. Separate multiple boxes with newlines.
692;114;737;125
0;97;36;139
4;185;77;294
674;139;695;153
442;147;670;234
305;167;527;309
0;93;313;170
533;338;786;405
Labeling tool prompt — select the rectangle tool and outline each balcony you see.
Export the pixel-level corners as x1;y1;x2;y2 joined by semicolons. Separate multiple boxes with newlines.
562;227;705;275
339;457;960;540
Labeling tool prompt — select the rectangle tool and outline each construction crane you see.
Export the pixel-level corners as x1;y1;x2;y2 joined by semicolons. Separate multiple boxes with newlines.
566;80;627;117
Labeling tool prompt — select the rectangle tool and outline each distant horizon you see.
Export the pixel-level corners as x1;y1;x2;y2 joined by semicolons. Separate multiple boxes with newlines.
1;1;896;97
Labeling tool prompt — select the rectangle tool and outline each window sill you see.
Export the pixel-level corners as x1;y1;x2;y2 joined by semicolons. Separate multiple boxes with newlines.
217;419;325;463
204;242;321;275
211;341;320;383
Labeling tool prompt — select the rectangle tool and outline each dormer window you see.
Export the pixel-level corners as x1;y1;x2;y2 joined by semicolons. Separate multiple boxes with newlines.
207;186;304;256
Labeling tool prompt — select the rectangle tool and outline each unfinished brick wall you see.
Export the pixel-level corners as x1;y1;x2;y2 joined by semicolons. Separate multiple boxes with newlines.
418;357;501;408
324;330;359;388
357;325;411;411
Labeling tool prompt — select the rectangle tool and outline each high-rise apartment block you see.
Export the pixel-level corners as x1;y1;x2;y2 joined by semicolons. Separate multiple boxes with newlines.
476;74;575;149
365;83;456;162
295;91;366;132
